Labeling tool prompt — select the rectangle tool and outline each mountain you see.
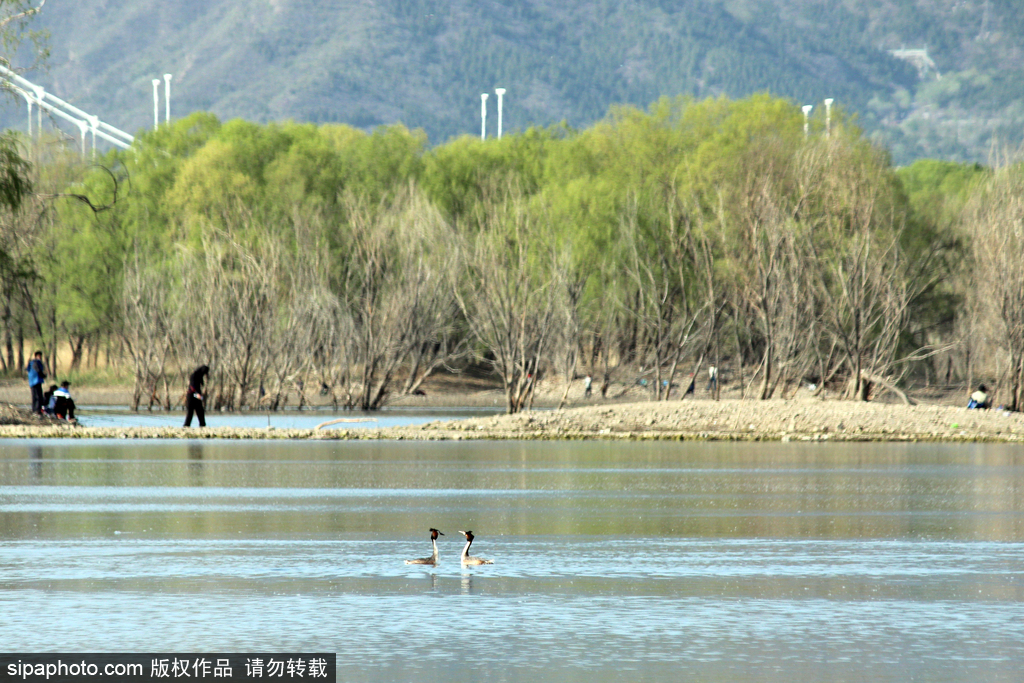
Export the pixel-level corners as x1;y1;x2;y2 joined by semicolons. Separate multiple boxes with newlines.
5;0;1023;164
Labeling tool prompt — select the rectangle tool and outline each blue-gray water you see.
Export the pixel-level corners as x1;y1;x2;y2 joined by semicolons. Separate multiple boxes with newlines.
1;439;1023;682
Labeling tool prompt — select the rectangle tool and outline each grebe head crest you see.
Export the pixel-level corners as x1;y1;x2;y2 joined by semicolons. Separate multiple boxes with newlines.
429;528;444;539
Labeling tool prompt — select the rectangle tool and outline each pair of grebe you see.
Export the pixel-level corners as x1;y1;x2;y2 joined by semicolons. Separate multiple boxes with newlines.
404;529;493;566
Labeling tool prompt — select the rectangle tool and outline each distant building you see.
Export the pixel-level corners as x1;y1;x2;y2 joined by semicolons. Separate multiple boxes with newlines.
889;47;940;80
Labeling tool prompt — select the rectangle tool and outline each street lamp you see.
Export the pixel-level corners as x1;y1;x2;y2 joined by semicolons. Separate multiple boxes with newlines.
495;87;506;139
801;104;813;138
21;91;32;137
88;114;99;157
32;85;43;135
75;118;88;155
824;98;834;137
480;93;488;140
164;74;173;123
152;79;161;128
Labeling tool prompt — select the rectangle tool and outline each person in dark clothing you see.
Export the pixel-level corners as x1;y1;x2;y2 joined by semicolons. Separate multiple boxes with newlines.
52;381;76;421
27;351;47;413
184;365;210;428
42;384;58;414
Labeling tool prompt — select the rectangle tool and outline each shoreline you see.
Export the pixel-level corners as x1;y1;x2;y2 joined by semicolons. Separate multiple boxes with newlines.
1;398;1022;443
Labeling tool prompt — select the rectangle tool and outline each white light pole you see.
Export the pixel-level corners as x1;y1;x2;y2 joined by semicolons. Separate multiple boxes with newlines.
152;79;161;128
802;104;813;138
824;98;834;137
164;73;172;123
24;94;32;137
494;87;506;139
88;115;99;157
75;118;88;155
480;93;488;140
32;85;43;136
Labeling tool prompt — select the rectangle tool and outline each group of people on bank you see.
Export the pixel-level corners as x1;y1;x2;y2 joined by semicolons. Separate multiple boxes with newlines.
27;354;209;427
26;351;76;421
26;354;209;427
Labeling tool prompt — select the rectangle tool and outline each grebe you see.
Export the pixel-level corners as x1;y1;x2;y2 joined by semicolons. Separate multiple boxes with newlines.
458;530;493;565
405;528;444;565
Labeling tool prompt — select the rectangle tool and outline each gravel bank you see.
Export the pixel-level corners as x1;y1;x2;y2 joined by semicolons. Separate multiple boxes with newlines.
406;398;1024;442
1;398;1022;442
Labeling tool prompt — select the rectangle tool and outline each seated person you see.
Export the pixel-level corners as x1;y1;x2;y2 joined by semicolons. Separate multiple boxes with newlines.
42;384;58;415
52;381;76;421
967;384;990;409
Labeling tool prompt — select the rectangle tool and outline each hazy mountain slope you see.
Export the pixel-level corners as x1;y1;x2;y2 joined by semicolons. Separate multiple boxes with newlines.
6;0;1023;164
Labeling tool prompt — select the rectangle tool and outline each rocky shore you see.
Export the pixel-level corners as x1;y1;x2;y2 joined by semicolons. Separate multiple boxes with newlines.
1;397;1022;442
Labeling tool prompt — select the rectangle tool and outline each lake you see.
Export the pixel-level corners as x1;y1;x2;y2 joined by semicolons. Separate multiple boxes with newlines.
1;439;1022;682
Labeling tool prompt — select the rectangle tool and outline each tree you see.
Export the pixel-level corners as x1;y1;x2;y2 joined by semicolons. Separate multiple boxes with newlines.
963;163;1024;410
338;185;460;410
455;186;563;414
620;192;716;400
798;137;920;401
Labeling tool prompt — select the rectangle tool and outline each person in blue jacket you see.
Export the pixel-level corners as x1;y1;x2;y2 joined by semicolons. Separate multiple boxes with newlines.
26;351;47;414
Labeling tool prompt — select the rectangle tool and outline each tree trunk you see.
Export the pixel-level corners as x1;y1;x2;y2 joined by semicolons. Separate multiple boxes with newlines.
758;345;772;400
68;335;86;372
861;371;916;405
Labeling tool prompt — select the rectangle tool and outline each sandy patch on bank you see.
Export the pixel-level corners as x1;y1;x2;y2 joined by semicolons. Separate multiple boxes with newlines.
404;398;1024;442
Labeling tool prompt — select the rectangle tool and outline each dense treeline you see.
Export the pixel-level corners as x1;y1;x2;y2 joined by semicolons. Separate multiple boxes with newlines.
3;94;1021;413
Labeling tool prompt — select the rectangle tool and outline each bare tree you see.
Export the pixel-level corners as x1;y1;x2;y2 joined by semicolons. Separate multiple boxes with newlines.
964;163;1024;410
798;140;918;401
620;194;715;401
724;161;801;400
455;187;562;414
120;251;174;410
339;185;460;410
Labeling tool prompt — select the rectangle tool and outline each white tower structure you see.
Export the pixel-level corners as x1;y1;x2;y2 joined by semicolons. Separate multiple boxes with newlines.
164;73;173;123
494;87;506;139
152;79;161;128
801;104;813;137
824;98;834;138
480;93;488;140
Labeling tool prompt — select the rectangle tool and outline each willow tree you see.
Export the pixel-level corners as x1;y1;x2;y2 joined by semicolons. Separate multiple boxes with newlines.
0;0;46;371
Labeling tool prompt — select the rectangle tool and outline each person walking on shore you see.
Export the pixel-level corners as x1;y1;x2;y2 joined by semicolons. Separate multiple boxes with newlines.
184;365;210;428
706;365;718;393
26;351;47;414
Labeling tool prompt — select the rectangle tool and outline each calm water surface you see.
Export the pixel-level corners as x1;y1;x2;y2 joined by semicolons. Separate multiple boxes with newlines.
1;439;1023;682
